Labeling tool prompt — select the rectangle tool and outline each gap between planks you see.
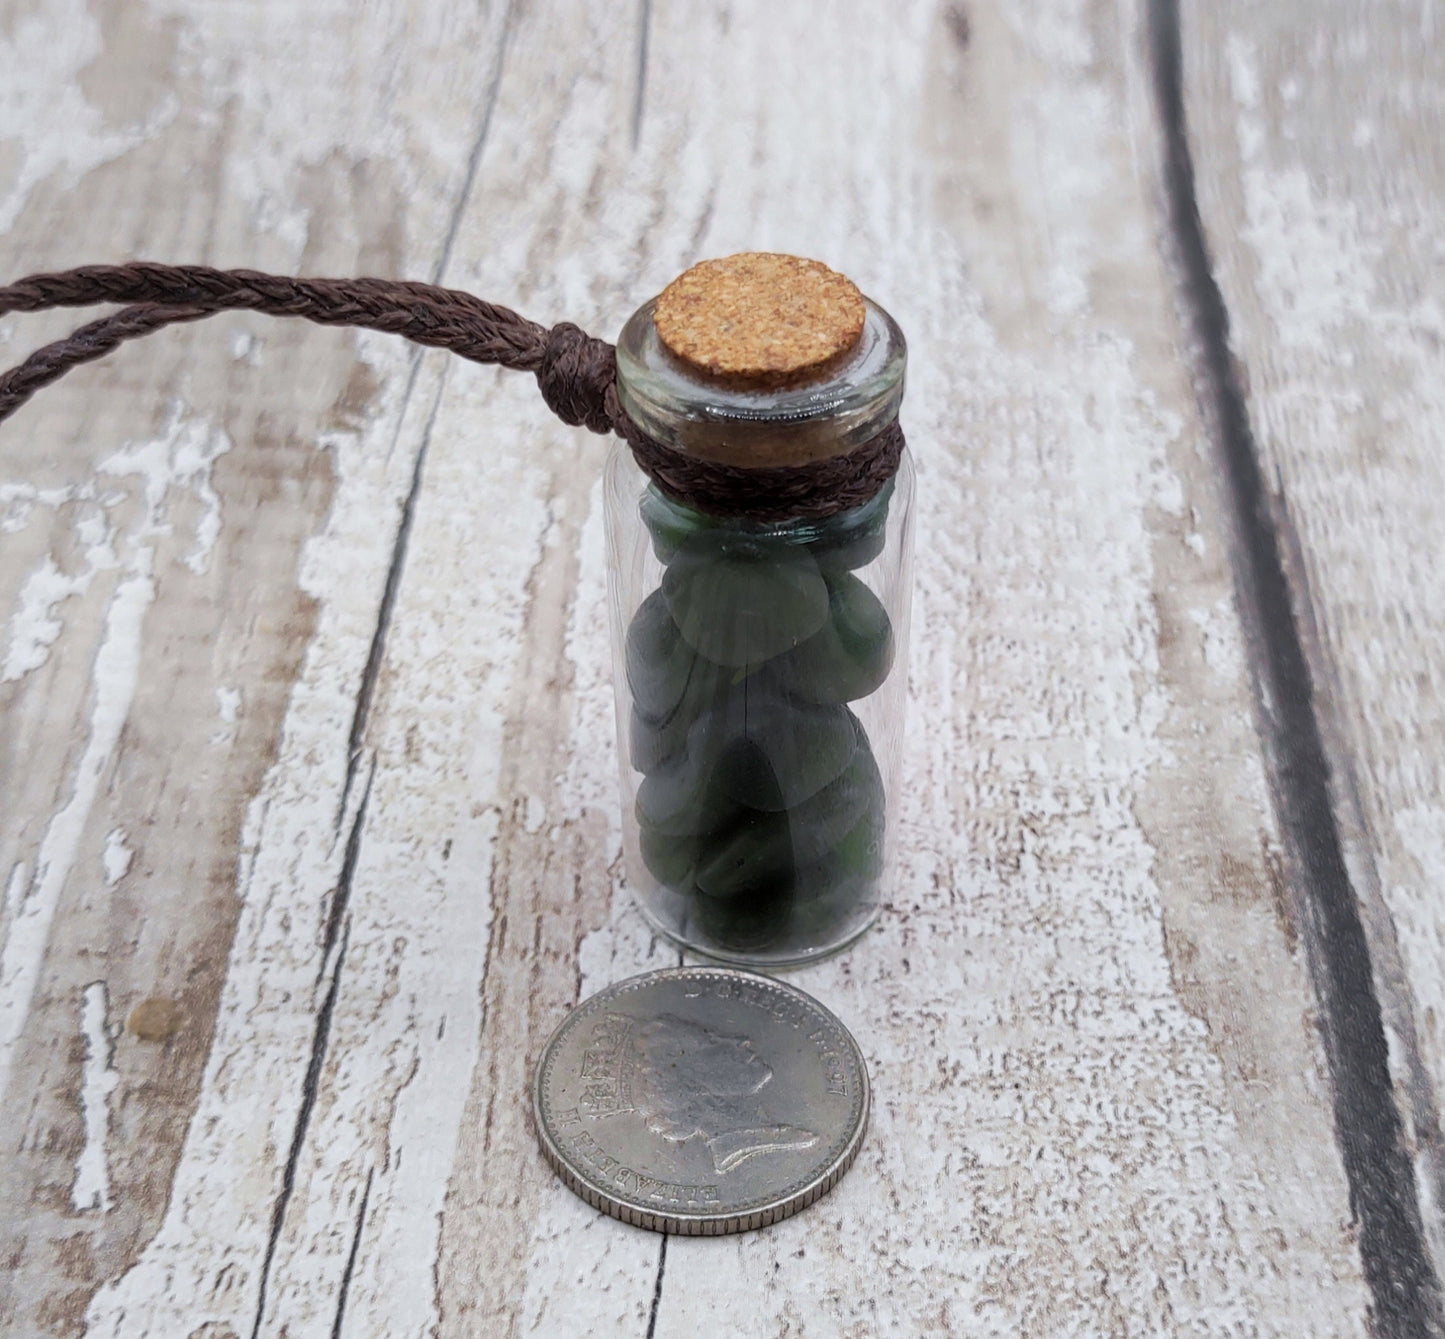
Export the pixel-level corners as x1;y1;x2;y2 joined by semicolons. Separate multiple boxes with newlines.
1148;0;1445;1333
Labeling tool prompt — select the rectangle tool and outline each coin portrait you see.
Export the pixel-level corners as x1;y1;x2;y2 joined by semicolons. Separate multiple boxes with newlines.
627;1012;822;1173
534;967;869;1234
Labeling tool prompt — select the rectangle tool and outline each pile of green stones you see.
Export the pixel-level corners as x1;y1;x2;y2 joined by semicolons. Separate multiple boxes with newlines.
627;482;895;955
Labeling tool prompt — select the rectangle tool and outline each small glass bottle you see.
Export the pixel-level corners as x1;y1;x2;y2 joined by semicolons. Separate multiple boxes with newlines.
604;255;914;967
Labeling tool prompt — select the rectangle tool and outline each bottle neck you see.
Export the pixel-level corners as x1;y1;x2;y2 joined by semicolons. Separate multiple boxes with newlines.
614;297;907;471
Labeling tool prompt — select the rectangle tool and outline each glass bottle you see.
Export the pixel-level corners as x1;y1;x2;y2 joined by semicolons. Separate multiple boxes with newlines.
604;273;913;967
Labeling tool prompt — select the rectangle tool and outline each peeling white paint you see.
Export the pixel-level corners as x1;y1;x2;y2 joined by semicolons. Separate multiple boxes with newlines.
216;686;241;724
4;862;27;920
101;830;133;887
209;686;243;744
1;492;37;534
71;981;118;1213
2;411;226;683
136;0;494;262
96;408;233;575
230;330;259;363
0;0;177;233
1190;597;1248;681
0;410;232;1105
2;516;117;682
3;557;80;681
83;333;431;1338
1226;33;1262;110
0;483;75;511
1228;37;1382;355
0;554;152;1106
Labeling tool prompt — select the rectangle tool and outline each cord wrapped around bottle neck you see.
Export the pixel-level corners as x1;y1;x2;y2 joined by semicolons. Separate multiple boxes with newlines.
0;262;903;522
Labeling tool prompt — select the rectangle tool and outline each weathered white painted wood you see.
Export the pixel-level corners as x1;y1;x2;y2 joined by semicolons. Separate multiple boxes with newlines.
0;0;511;1334
0;0;1407;1333
77;0;1371;1333
625;1;1367;1333
1183;0;1445;1274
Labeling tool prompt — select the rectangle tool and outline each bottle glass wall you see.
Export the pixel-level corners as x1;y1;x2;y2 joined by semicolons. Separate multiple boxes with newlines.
604;297;914;967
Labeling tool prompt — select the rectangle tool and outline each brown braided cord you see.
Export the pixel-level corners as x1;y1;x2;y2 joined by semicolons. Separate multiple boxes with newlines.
0;264;550;365
0;304;211;421
0;262;901;520
606;382;905;523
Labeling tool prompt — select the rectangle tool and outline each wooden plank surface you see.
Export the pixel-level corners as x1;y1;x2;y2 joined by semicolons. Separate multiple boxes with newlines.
1181;0;1445;1290
0;0;1425;1333
0;1;511;1332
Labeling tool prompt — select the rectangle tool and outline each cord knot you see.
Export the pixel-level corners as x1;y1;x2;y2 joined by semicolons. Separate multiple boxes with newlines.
537;322;617;435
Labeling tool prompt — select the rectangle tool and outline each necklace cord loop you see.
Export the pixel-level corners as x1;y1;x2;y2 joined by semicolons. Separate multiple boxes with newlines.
0;263;901;520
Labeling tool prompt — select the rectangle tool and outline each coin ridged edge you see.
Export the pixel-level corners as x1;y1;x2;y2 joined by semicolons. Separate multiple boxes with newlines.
532;967;870;1236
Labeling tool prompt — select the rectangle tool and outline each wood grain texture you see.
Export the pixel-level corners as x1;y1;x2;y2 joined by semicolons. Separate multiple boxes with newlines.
1182;0;1445;1282
0;0;1405;1333
0;0;511;1333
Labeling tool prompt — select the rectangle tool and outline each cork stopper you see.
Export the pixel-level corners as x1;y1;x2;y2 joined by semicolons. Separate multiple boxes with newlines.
654;253;866;390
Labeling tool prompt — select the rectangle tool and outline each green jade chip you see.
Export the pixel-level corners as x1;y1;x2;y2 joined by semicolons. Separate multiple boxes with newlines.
692;874;794;953
805;479;893;572
692;742;882;900
637;693;858;835
628;708;663;775
739;804;886;950
787;875;875;945
640;487;708;564
627;582;773;771
635;707;872;886
788;739;882;863
662;549;829;668
625;589;697;724
777;572;894;705
694;809;798;899
790;800;886;904
629;648;778;771
635;757;744;840
641;482;893;574
679;772;887;954
630;706;687;775
638;816;698;887
641;490;796;567
710;701;859;811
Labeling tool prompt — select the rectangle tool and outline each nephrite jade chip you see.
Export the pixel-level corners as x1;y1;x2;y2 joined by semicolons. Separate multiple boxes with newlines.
690;744;881;900
708;701;859;810
636;699;853;834
805;479;893;572
791;801;885;902
640;482;892;574
662;548;830;668
635;755;740;840
629;480;896;948
625;588;698;723
693;876;793;952
776;572;893;704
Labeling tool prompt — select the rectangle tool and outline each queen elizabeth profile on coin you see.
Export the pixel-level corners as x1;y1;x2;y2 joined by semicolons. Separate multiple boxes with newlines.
627;1014;821;1174
540;970;869;1232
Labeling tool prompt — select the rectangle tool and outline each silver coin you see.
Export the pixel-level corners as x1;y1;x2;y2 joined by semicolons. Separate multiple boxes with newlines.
533;966;870;1235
